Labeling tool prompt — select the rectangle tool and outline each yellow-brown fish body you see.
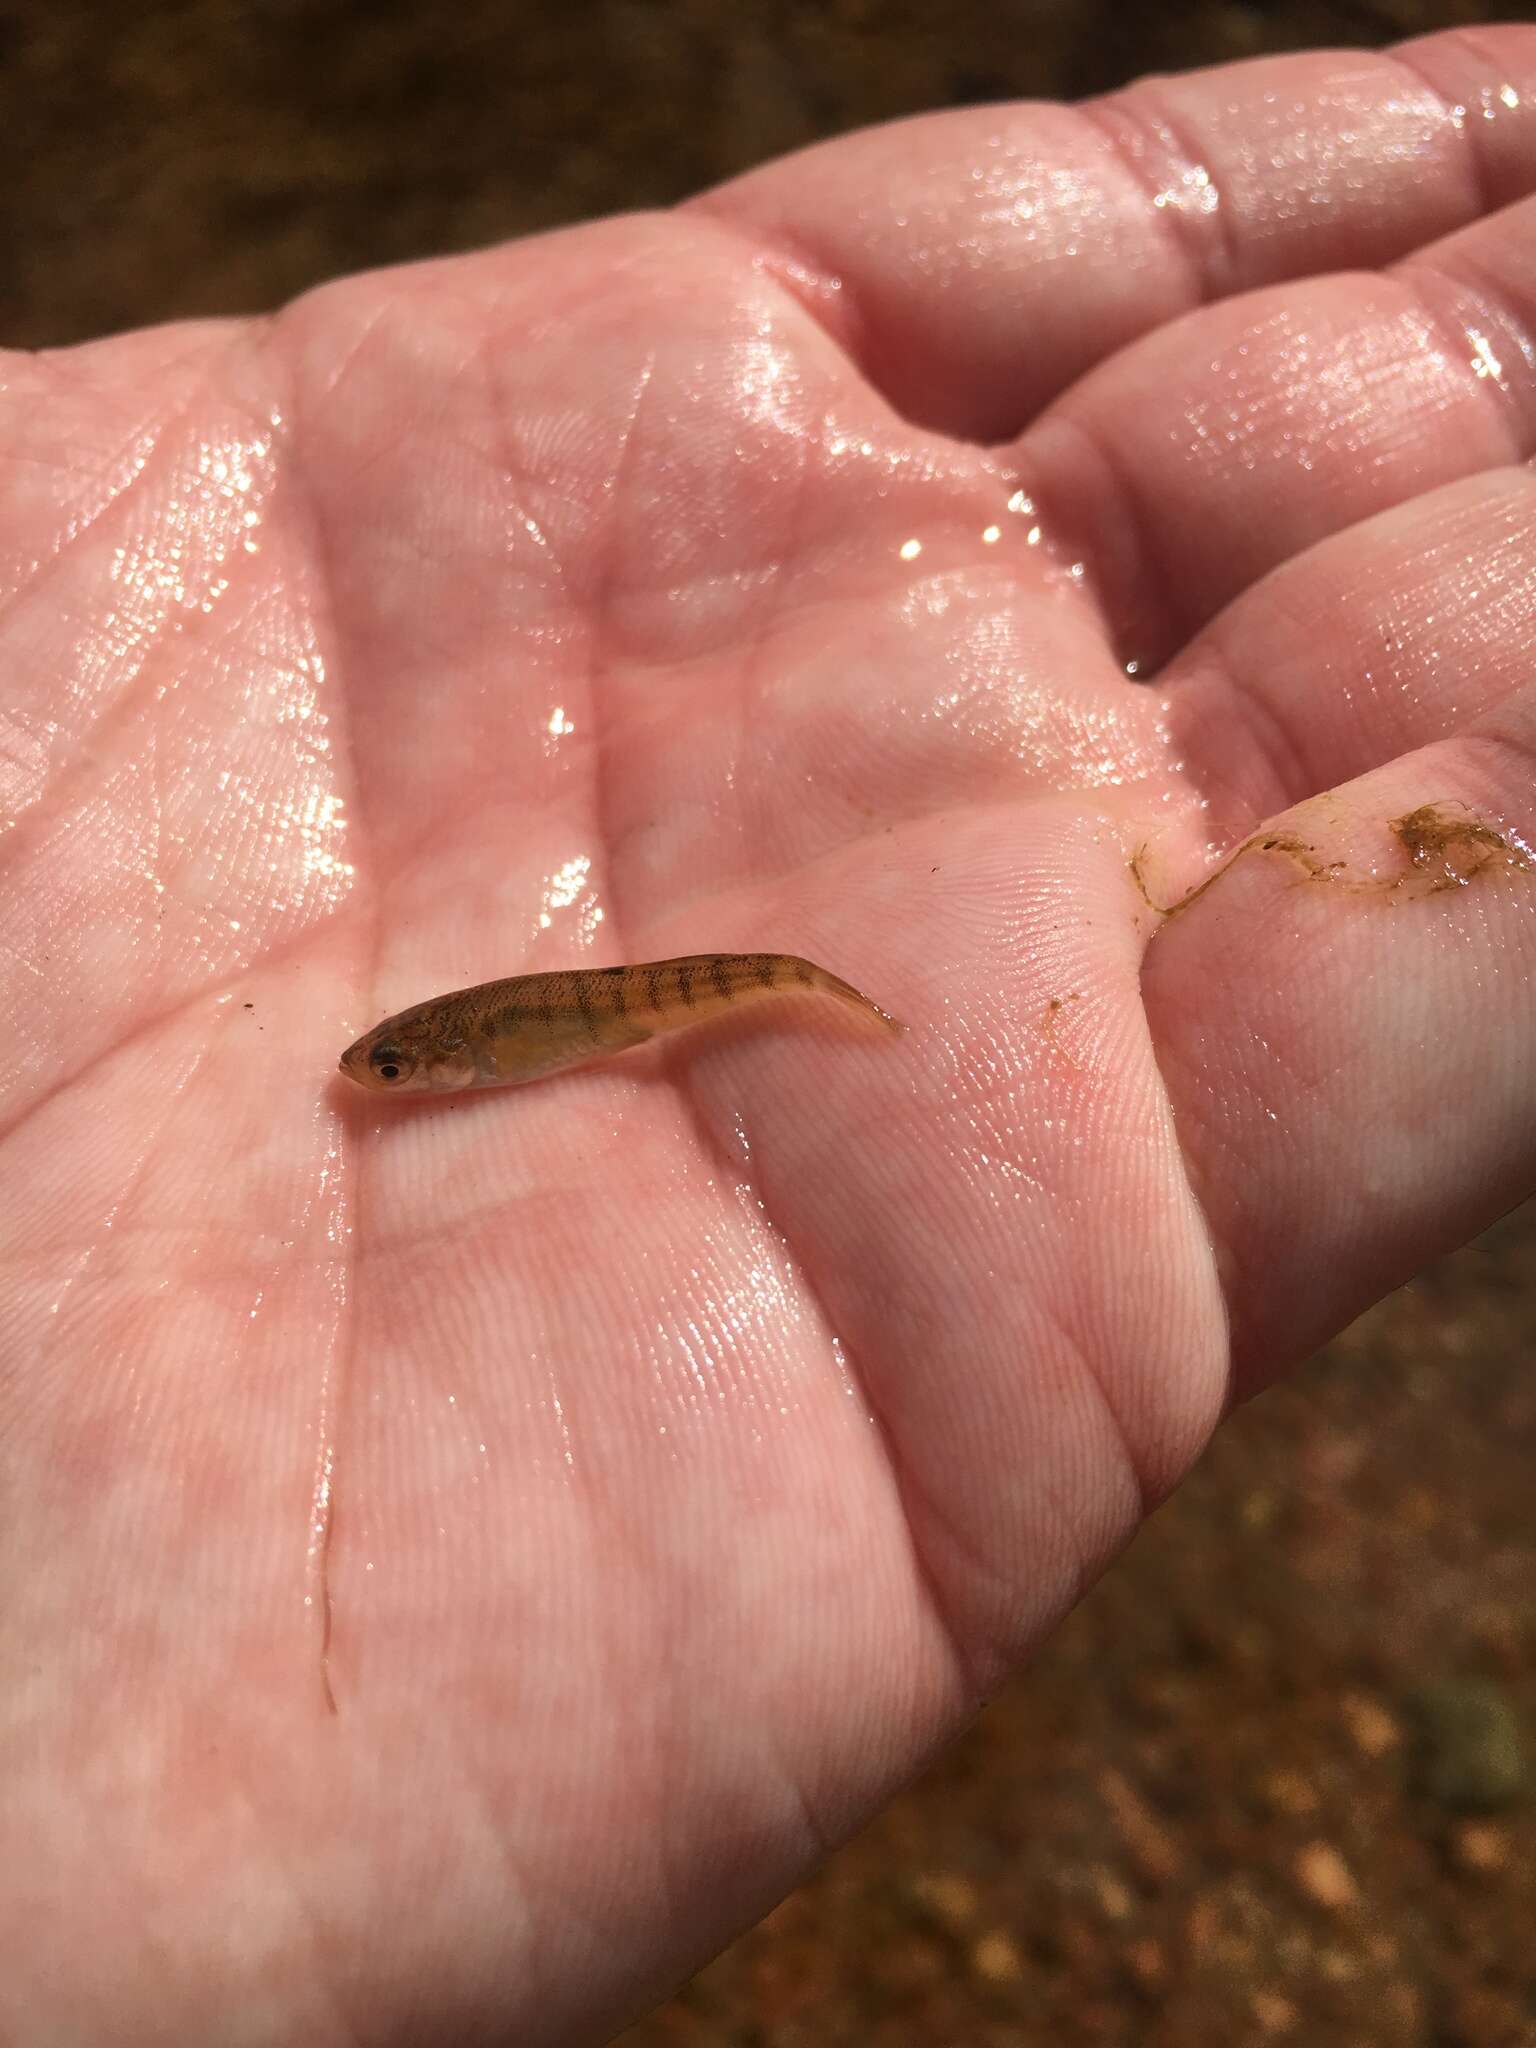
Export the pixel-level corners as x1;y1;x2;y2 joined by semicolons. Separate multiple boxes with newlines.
338;953;900;1094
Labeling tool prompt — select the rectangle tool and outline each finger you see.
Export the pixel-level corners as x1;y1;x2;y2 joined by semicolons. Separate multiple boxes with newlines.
1026;192;1536;675
698;31;1536;441
1155;467;1536;855
1140;731;1536;1397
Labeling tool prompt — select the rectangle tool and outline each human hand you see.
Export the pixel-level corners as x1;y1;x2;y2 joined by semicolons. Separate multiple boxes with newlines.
6;27;1536;2043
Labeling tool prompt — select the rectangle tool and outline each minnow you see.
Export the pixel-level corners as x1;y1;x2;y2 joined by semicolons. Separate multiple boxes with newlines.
338;953;901;1094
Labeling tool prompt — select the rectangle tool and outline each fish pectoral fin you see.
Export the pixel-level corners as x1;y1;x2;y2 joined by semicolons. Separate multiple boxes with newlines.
589;1016;657;1059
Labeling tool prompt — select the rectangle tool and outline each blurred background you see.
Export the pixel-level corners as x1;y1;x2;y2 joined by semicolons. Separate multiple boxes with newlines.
8;2;1534;2041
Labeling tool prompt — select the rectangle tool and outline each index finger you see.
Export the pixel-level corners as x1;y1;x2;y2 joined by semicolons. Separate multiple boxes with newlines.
697;28;1536;439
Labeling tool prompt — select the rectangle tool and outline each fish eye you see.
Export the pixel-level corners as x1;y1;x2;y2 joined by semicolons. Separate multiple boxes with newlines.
369;1043;413;1084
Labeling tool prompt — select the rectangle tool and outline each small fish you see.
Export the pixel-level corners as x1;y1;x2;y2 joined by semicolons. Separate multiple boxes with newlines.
338;953;901;1094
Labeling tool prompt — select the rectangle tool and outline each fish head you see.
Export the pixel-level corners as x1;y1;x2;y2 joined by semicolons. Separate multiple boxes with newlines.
338;1015;476;1094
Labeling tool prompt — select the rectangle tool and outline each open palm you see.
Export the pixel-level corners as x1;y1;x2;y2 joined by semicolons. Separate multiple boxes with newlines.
7;32;1536;2045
